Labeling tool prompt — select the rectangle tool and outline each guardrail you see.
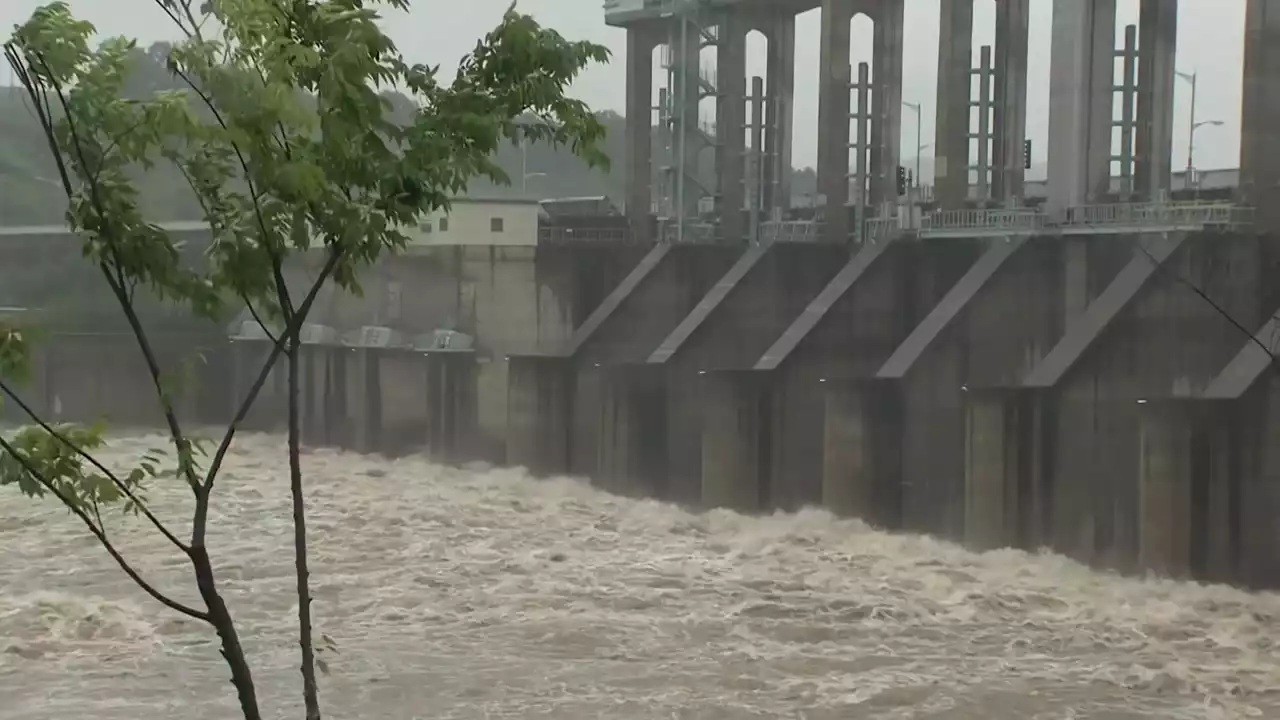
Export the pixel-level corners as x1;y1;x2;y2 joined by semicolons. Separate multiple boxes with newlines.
920;208;1047;236
1060;202;1253;232
534;201;1254;247
538;226;636;244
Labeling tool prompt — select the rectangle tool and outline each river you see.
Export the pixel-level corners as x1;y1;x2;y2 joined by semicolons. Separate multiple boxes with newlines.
1;432;1278;718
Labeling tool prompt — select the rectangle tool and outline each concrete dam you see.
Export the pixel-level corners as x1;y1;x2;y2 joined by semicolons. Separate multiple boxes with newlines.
502;0;1280;591
6;0;1280;596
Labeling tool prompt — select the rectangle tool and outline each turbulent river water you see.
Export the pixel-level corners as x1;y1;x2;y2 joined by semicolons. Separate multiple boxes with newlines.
2;433;1280;719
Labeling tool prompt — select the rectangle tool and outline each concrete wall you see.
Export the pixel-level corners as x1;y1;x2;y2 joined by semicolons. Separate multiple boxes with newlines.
893;236;1131;539
280;242;645;459
570;245;741;478
2;332;232;429
1045;233;1261;569
656;244;848;505
772;239;983;510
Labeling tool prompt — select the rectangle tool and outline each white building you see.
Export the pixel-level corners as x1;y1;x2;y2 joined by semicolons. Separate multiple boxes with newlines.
406;197;541;249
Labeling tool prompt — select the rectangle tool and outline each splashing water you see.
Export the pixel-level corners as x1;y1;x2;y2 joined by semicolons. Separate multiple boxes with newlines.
1;433;1278;719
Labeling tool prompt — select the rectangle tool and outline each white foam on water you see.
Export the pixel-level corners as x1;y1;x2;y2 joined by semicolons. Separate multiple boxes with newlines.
2;432;1279;719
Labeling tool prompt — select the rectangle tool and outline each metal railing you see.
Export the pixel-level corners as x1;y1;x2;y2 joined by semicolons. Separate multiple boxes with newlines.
756;219;899;245
863;218;898;242
1060;202;1253;231
759;221;822;244
661;221;720;244
527;201;1256;248
538;226;635;244
920;208;1047;236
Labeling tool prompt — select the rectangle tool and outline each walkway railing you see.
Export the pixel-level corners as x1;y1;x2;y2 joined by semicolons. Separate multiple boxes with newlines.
1060;202;1253;232
538;226;635;244
920;208;1047;236
535;201;1255;248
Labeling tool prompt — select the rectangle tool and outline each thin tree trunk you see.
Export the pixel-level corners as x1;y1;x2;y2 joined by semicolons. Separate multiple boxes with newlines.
288;340;322;720
191;546;262;720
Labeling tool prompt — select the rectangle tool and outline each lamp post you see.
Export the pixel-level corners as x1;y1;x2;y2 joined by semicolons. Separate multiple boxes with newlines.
902;100;924;185
1174;69;1224;189
520;139;547;193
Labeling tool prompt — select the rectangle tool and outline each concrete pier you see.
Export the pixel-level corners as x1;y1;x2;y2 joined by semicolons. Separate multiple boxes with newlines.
1137;399;1193;577
992;0;1031;203
1134;0;1178;201
877;237;1031;538
716;14;748;243
624;27;658;231
964;388;1024;550
822;378;900;525
816;0;855;238
1047;0;1117;212
1241;0;1280;228
761;13;796;214
423;351;477;462
506;354;571;475
701;370;766;511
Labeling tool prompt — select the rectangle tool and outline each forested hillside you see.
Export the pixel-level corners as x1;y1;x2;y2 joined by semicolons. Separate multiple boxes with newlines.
0;42;818;226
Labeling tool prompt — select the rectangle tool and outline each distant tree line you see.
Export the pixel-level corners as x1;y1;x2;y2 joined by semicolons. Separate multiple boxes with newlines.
0;42;817;227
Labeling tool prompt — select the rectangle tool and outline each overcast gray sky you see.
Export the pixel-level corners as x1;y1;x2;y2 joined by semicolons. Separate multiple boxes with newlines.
3;0;1246;171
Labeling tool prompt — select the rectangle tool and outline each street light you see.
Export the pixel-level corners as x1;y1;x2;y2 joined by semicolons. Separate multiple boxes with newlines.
520;138;547;193
902;101;924;186
1174;69;1223;183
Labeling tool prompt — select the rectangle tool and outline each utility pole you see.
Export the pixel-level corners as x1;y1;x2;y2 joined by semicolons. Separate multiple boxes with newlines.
1175;69;1223;195
902;100;924;187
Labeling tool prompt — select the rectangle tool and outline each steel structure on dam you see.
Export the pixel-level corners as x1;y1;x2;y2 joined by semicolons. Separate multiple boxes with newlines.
505;0;1280;590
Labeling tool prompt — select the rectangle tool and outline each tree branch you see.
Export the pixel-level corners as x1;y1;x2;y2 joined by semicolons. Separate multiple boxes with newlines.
198;245;343;533
167;155;282;346
0;379;191;553
12;49;205;495
0;434;209;622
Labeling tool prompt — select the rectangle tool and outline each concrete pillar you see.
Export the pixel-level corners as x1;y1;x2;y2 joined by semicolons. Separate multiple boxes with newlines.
701;371;764;511
671;17;705;225
321;345;346;447
1138;400;1193;577
1199;401;1235;583
625;28;657;237
505;355;570;475
763;14;796;215
1047;0;1117;214
964;388;1022;550
1025;391;1054;549
868;0;905;207
1241;0;1280;225
425;352;477;463
300;345;323;446
344;347;376;453
934;0;973;208
817;0;853;242
992;0;1031;203
1134;0;1177;201
822;380;897;523
597;369;636;493
717;15;748;243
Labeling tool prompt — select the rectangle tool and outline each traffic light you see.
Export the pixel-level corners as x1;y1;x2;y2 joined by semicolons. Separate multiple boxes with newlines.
896;165;907;196
1023;139;1033;170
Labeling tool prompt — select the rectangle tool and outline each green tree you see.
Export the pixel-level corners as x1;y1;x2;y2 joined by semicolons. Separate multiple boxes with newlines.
0;1;608;718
